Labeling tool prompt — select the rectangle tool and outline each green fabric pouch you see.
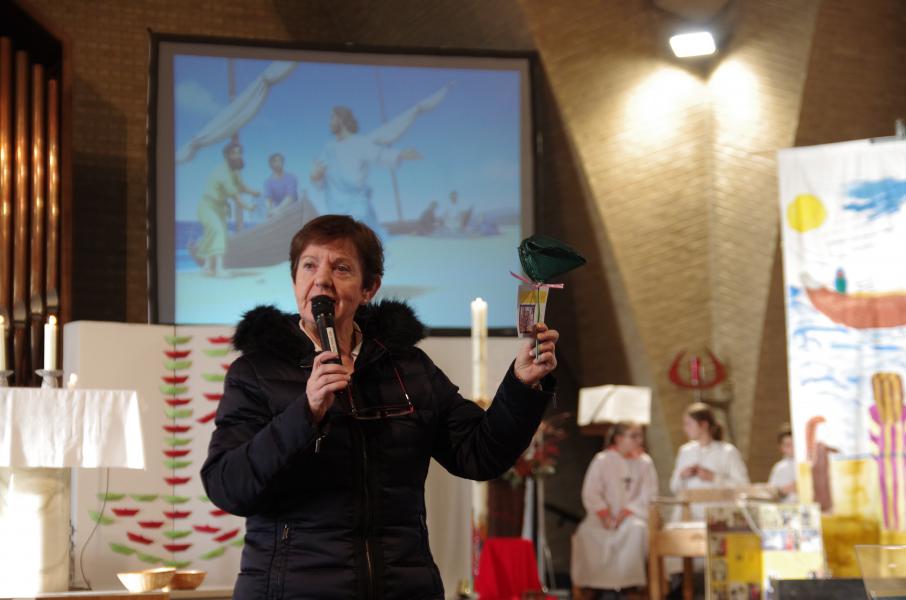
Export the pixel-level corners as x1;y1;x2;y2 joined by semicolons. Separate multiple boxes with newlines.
517;234;587;282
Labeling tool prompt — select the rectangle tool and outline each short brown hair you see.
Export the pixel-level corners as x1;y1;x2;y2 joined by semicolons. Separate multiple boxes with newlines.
607;420;642;447
289;215;384;289
685;402;724;441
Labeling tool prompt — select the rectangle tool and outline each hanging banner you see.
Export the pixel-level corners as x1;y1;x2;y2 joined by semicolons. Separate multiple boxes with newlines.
778;139;906;543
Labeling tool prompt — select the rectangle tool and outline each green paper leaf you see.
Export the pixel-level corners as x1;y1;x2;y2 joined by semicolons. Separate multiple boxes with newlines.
162;530;192;539
163;459;192;470
129;494;158;502
88;511;114;525
198;495;211;503
204;348;229;357
231;536;245;547
164;408;193;419
163;559;192;568
97;492;124;501
163;495;191;504
202;373;225;382
160;384;189;395
200;546;227;560
163;360;193;371
164;436;192;447
109;543;135;555
165;335;192;345
137;552;162;564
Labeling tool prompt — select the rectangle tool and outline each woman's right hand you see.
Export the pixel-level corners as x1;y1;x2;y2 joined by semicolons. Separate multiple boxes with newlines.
306;351;351;424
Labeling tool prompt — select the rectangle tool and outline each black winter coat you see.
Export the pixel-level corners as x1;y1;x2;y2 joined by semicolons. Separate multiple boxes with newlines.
201;301;554;600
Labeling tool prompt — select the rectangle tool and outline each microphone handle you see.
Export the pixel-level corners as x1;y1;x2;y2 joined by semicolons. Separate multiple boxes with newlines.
316;314;341;364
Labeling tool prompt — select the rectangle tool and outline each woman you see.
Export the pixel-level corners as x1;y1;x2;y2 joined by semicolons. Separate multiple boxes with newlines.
670;402;749;519
201;215;559;600
571;421;658;600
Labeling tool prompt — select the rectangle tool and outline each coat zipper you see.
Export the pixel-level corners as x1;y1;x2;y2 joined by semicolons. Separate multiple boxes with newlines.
360;423;375;600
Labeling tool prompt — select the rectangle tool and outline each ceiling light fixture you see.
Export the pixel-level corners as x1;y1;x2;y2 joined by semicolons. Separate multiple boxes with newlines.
669;31;717;58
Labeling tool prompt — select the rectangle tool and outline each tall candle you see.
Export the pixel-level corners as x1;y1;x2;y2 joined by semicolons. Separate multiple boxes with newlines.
470;298;487;401
44;315;58;370
0;315;6;371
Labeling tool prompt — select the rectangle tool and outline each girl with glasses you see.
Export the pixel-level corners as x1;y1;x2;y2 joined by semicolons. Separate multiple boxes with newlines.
571;421;658;600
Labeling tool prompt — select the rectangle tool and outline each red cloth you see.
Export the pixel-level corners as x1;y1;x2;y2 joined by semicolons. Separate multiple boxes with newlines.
475;537;554;600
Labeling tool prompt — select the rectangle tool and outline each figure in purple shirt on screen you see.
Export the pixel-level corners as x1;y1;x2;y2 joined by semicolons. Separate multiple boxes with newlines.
263;152;298;218
309;84;452;235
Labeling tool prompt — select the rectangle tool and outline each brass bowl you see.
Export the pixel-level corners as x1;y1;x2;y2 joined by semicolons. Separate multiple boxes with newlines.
116;567;175;592
170;569;207;590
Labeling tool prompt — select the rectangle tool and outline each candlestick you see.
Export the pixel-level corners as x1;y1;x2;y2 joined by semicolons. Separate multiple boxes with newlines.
44;315;58;370
471;298;488;402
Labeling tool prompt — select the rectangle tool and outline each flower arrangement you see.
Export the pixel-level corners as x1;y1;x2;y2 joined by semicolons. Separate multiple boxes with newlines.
502;413;569;487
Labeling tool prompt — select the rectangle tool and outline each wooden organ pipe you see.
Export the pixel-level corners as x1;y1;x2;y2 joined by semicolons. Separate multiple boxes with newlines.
46;78;59;321
0;38;12;372
12;50;29;385
29;62;45;383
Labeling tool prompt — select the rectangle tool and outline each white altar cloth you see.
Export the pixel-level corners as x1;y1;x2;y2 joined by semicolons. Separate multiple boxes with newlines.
0;388;145;468
0;388;145;596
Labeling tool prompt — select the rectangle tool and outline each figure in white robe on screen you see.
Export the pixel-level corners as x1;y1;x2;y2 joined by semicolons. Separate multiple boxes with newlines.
571;421;658;596
669;402;749;521
309;83;451;234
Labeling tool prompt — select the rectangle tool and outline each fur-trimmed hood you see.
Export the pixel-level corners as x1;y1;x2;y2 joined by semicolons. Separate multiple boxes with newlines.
232;300;426;365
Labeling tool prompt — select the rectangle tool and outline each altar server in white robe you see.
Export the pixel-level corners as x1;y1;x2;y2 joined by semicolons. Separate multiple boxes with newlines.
767;423;798;503
571;421;658;596
670;402;749;520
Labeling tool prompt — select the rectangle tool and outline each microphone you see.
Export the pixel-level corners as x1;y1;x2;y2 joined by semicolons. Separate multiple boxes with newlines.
310;295;341;364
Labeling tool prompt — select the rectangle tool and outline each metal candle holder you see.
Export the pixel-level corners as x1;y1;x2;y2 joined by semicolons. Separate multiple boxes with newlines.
35;368;63;389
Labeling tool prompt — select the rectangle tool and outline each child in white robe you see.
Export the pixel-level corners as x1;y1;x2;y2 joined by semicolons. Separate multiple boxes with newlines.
670;402;749;520
571;421;658;598
767;423;797;503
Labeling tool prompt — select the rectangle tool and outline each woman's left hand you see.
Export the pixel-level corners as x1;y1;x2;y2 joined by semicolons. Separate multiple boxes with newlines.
513;323;558;388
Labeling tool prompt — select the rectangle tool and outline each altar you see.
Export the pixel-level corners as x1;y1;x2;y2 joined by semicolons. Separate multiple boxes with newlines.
0;387;144;596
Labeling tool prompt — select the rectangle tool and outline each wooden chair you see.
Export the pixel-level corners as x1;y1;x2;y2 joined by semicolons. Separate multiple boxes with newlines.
647;485;777;600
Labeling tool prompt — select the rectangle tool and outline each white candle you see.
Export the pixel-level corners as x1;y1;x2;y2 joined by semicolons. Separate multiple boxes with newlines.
66;373;78;390
0;315;6;371
44;315;58;370
470;298;487;401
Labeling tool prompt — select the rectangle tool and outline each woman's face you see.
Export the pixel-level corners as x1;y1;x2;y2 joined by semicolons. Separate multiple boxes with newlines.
683;415;704;441
294;238;379;331
615;426;643;454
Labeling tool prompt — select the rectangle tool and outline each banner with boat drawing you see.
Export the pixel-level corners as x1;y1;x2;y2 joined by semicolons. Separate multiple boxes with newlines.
778;139;906;542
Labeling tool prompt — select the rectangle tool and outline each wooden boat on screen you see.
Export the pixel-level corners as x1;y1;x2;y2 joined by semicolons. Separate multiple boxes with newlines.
802;274;906;329
224;196;318;269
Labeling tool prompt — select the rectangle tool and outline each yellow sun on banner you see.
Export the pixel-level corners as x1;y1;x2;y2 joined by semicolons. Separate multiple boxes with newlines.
787;194;827;232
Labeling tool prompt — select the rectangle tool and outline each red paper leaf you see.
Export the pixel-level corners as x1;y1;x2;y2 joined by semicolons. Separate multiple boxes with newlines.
208;336;231;344
164;424;192;433
127;532;154;545
203;393;222;401
214;528;240;543
164;543;192;552
113;508;139;517
165;477;191;486
193;524;220;534
165;398;191;406
162;375;188;384
221;363;231;371
164;449;191;458
138;521;164;529
164;510;192;519
165;350;191;359
197;411;216;424
210;509;228;517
